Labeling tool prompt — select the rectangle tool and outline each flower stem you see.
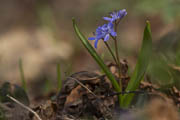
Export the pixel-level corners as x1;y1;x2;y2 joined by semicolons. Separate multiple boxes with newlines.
113;21;122;91
103;41;118;65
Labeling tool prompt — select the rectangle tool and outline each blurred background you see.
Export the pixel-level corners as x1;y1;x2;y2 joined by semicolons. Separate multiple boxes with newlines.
0;0;179;97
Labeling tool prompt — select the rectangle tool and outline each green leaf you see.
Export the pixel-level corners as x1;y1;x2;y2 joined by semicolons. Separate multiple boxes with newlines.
121;21;152;107
57;63;62;92
72;18;121;96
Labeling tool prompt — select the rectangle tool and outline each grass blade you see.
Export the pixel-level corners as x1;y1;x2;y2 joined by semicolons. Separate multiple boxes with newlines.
19;58;27;92
72;18;121;97
57;63;62;92
121;21;152;107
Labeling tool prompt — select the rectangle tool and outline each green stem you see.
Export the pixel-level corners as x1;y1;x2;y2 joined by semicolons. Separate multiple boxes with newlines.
113;21;122;90
103;41;118;64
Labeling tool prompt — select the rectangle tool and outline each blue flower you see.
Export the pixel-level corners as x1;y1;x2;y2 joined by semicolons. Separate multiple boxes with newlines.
88;22;117;48
103;9;127;22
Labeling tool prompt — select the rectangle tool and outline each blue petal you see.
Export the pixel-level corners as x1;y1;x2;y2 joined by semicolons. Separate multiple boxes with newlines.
104;34;110;41
101;27;106;31
96;34;105;40
88;37;95;40
110;18;115;22
103;17;112;21
102;24;106;27
107;22;113;29
96;31;102;35
96;27;102;33
102;24;107;28
117;11;121;17
94;39;99;48
122;9;127;14
119;9;127;18
111;31;117;37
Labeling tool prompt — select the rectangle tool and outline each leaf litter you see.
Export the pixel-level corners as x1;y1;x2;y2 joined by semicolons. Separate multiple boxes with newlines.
0;60;180;120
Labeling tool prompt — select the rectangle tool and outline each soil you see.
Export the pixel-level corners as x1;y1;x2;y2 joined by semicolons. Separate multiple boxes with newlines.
0;62;180;120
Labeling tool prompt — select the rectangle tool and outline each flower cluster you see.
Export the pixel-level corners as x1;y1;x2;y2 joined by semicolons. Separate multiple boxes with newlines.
103;9;127;23
88;9;127;48
88;22;116;48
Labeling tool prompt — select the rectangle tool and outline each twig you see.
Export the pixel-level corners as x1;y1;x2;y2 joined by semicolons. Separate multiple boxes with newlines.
68;77;97;97
107;90;147;97
80;74;105;81
169;64;180;72
69;77;112;114
6;95;42;120
71;76;148;97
